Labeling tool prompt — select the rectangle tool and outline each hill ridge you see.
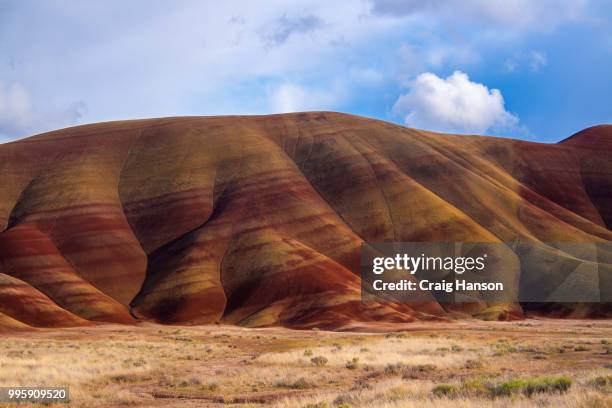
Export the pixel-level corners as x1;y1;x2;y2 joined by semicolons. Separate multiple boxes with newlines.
0;112;610;330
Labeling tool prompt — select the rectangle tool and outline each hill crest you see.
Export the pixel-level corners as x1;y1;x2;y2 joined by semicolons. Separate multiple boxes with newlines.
0;112;610;330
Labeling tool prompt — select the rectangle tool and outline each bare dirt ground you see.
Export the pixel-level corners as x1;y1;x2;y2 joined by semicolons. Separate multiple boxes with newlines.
0;319;610;407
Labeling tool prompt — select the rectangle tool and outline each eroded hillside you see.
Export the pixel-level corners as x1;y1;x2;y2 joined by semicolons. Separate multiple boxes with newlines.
0;113;610;330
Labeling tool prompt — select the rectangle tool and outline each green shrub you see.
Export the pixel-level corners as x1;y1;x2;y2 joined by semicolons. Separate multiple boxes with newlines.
432;384;458;398
461;379;488;396
345;357;359;370
110;373;144;383
384;363;405;375
276;377;312;389
303;402;329;408
489;379;527;397
587;375;612;390
333;394;356;406
465;359;483;369
401;364;437;379
311;356;328;367
489;376;571;397
522;376;571;396
200;382;218;392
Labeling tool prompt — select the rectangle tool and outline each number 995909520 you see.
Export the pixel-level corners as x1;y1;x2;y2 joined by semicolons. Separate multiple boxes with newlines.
1;387;69;403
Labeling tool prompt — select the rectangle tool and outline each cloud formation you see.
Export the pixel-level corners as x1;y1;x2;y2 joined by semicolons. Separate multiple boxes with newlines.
263;14;325;46
0;0;609;142
393;71;518;134
0;82;32;137
371;0;587;31
0;81;85;142
504;50;548;73
269;82;340;113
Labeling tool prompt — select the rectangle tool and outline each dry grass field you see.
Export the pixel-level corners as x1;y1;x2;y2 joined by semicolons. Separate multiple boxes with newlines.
0;319;610;407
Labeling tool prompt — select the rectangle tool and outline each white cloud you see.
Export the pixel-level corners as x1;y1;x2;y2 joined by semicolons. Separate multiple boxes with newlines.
269;83;339;113
528;51;548;72
0;1;602;141
504;50;548;73
0;81;85;142
0;82;33;136
371;0;587;32
397;43;480;80
0;0;393;140
349;67;384;86
261;14;325;46
393;71;519;134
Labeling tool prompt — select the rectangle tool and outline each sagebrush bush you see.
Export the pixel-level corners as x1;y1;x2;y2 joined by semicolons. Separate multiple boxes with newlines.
488;376;572;397
311;356;328;367
433;376;572;399
432;384;458;398
345;357;359;370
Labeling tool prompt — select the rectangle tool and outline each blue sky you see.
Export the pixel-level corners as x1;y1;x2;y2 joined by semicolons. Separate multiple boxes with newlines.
0;0;611;142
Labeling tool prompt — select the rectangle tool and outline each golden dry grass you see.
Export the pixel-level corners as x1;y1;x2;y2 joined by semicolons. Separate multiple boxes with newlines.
0;319;610;407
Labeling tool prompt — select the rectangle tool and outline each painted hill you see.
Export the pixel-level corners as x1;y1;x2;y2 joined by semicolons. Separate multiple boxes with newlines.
0;112;610;330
